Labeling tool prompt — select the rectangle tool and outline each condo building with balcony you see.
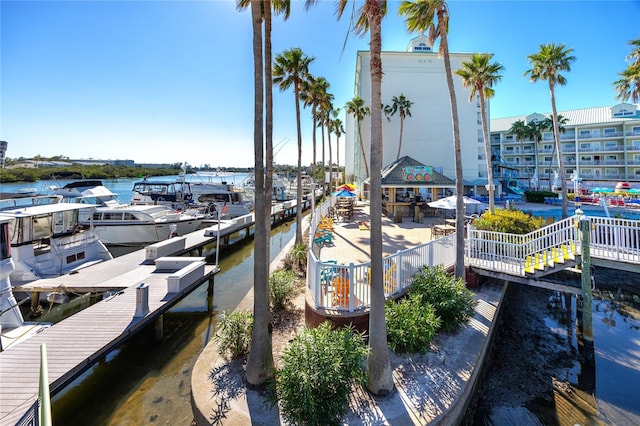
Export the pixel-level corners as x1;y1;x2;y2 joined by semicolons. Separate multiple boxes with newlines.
489;103;640;191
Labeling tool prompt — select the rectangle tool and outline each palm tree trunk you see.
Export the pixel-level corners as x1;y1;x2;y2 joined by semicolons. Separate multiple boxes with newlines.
294;80;303;245
396;116;404;161
311;105;317;214
245;0;274;387
479;92;495;213
357;122;370;179
439;13;465;280
365;0;393;396
328;125;333;195
550;83;568;218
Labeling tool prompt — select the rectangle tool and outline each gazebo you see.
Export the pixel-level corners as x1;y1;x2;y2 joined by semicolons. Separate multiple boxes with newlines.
363;156;456;221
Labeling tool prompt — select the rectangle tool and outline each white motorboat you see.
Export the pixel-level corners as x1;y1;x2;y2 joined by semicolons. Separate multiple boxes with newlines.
0;217;51;351
0;196;114;285
131;177;253;219
49;180;205;246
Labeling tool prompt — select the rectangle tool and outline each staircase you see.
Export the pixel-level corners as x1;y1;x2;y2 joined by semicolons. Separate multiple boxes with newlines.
524;242;578;278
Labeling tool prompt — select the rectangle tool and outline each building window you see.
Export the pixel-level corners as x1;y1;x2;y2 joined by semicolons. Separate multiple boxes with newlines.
580;142;591;150
581;155;592;161
579;130;591;138
542;131;553;141
605;169;618;176
582;168;593;175
632;126;640;135
604;127;617;137
634;169;640;176
414;42;431;52
604;141;619;149
543;144;554;151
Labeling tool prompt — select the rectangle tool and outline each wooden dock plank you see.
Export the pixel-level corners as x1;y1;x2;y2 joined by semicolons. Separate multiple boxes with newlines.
1;230;220;425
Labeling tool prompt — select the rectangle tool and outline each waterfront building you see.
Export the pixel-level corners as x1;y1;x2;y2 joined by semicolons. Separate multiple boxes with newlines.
490;103;640;191
345;35;486;195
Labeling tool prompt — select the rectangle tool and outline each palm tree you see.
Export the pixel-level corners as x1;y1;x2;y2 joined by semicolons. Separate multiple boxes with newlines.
399;0;465;279
525;43;576;218
455;54;504;214
273;47;314;245
308;0;393;396
543;114;568;191
614;37;640;103
243;0;272;388
384;94;414;161
331;109;345;189
345;96;371;181
302;74;330;213
509;120;538;189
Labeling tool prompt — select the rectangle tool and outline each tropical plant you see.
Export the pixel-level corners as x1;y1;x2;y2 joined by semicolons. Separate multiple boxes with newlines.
284;242;307;275
302;74;332;210
273;47;315;245
307;0;393;396
473;208;546;234
267;321;368;426
384;94;414;161
345;95;371;181
385;292;440;353
508;118;548;191
411;265;476;332
614;37;640;103
269;269;302;311
213;310;254;359
399;0;465;280
542;114;569;190
455;54;504;214
239;0;291;388
331;109;345;189
524;43;576;219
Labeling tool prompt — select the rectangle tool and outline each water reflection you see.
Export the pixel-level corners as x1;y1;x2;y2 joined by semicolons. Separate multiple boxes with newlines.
51;220;297;425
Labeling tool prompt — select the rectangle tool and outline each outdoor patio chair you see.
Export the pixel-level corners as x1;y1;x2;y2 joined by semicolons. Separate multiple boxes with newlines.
332;276;350;307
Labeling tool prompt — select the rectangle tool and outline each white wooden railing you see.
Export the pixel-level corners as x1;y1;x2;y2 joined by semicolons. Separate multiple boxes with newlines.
307;212;456;312
467;214;640;275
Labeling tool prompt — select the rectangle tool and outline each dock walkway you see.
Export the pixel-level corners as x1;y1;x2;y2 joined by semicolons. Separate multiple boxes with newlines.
1;233;222;425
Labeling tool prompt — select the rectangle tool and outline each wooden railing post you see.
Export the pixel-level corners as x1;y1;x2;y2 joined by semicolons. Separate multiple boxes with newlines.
579;217;595;363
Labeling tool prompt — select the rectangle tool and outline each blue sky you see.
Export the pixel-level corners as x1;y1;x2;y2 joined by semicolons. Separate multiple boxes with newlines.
1;1;639;168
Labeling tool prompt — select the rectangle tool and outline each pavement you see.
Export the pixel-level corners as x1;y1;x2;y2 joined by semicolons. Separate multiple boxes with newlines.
189;199;584;425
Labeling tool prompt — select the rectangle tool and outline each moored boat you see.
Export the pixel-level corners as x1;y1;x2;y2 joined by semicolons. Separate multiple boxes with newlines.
48;180;205;246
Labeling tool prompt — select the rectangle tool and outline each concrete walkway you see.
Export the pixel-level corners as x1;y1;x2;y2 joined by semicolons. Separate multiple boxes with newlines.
190;201;513;425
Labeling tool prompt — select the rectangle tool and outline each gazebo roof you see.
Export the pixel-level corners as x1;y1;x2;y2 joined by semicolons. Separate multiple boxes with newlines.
375;156;455;187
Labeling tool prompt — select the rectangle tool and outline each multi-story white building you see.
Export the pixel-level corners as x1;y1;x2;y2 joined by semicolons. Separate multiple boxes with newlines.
345;35;486;194
490;103;640;191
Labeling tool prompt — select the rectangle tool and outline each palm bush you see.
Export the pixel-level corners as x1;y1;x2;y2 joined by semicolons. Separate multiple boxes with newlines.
212;310;253;359
284;242;307;275
385;293;440;353
268;321;368;426
269;268;302;311
411;265;477;332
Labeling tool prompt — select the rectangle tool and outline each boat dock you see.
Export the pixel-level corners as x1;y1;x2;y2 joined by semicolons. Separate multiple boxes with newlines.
0;197;309;424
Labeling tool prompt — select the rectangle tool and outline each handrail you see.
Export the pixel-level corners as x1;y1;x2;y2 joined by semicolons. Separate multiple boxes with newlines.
308;233;456;312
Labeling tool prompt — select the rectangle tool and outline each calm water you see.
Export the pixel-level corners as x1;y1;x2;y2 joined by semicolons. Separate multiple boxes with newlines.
1;172;251;204
50;208;297;425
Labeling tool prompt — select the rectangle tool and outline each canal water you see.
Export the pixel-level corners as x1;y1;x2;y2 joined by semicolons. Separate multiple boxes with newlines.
50;215;297;425
464;272;640;425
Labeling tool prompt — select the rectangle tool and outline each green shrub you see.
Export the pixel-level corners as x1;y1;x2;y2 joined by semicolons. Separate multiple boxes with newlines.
269;269;301;311
268;321;368;426
473;208;546;234
213;310;253;359
385;293;440;353
284;243;307;275
411;265;477;332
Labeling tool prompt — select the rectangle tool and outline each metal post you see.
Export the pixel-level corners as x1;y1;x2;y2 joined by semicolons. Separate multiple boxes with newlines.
579;218;594;361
